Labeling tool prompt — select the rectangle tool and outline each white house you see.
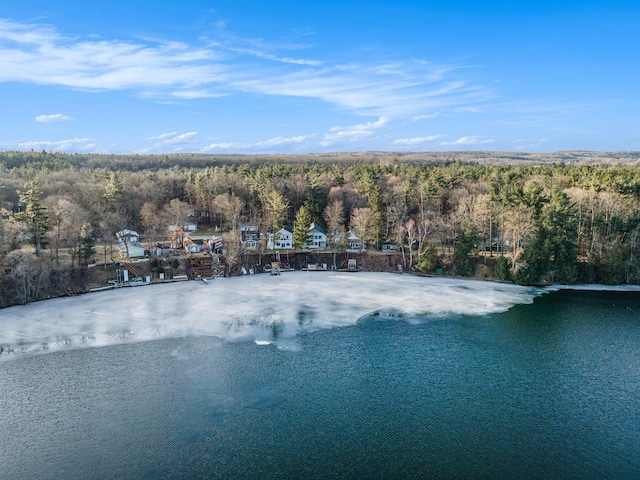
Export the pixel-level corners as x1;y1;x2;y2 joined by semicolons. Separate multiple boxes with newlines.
346;230;362;251
115;229;145;258
168;221;198;232
185;242;203;253
307;223;327;249
116;229;140;244
267;227;294;250
151;246;171;256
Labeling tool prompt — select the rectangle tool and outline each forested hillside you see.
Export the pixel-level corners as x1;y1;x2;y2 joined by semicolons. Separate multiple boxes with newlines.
2;150;640;306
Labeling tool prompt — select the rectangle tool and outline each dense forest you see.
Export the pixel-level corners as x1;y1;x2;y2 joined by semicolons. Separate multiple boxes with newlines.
2;149;640;306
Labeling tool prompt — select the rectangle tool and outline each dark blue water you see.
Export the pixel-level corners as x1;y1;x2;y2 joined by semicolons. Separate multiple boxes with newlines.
1;289;640;479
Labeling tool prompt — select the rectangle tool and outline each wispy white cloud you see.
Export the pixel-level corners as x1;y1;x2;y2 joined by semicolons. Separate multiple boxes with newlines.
454;106;484;114
393;135;445;146
146;132;178;140
201;134;315;152
0;19;224;95
490;100;608;130
201;141;245;152
440;136;494;146
15;137;96;151
168;89;226;99
35;113;73;122
202;118;390;152
0;18;491;117
321;116;389;146
255;134;315;147
161;131;198;144
234;62;488;117
145;131;198;144
137;131;199;153
412;112;440;121
226;46;322;66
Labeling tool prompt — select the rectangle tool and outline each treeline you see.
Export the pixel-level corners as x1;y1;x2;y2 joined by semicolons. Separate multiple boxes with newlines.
2;150;640;306
0;150;397;174
2;149;640;175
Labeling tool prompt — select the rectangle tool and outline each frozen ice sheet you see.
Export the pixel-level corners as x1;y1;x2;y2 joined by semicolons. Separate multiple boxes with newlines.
0;272;542;359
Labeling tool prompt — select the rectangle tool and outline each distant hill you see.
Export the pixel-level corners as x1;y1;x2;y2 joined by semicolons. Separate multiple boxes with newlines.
2;150;640;172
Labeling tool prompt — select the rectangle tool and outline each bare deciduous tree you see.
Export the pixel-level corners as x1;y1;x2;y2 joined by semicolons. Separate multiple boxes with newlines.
164;199;193;248
350;207;374;250
503;204;536;277
215;193;244;231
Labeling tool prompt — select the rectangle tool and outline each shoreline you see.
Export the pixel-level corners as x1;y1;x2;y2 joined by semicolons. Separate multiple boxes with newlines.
0;271;549;359
3;263;640;312
2;270;638;361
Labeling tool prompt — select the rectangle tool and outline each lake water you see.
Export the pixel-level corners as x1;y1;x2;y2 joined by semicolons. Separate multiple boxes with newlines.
1;273;639;479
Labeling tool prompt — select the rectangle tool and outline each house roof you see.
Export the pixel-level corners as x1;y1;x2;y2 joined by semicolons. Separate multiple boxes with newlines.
116;229;139;238
308;222;326;234
116;242;144;253
267;227;293;235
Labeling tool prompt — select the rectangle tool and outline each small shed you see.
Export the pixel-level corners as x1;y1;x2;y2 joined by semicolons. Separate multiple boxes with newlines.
380;239;398;252
346;230;362;251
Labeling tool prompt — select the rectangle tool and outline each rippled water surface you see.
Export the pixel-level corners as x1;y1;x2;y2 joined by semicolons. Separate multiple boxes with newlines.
1;279;639;479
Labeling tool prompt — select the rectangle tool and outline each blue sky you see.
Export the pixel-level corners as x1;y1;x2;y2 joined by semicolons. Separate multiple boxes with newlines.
1;1;639;154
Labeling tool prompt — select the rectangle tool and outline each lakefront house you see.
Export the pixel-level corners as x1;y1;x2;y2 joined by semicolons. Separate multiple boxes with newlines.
267;227;294;250
115;229;145;258
307;223;327;249
240;222;260;249
346;230;363;251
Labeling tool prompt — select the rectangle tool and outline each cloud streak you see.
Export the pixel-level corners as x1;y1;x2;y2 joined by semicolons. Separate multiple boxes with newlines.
321;116;389;146
137;131;199;153
255;134;316;147
393;135;445;146
201;141;243;152
158;131;198;145
0;18;491;118
233;63;488;117
440;136;495;146
225;46;322;66
0;19;224;95
35;113;73;122
412;112;440;121
15;138;96;151
202;134;316;152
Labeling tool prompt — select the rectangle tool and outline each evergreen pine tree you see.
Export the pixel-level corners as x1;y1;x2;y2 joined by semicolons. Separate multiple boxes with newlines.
14;180;49;257
80;222;96;265
293;205;312;249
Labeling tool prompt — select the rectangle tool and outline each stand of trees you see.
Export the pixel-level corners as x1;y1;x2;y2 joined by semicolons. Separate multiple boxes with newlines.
2;150;640;306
